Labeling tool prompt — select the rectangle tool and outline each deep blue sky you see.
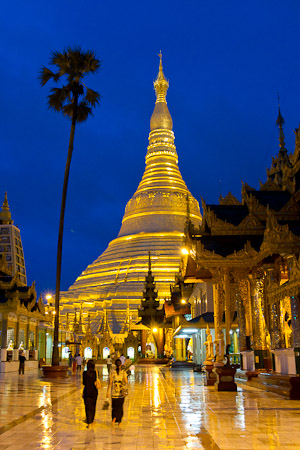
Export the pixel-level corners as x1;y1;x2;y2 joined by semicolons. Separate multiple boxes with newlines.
2;0;300;296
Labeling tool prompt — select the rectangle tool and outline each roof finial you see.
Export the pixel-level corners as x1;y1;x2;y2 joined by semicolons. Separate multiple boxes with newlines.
2;192;9;211
276;92;286;152
148;250;151;271
154;51;169;103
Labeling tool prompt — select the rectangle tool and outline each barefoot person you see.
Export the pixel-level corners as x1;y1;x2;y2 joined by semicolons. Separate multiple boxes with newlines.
106;358;127;425
82;359;99;428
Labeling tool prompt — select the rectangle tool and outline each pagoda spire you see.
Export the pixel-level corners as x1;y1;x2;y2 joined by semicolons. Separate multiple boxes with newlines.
139;251;164;327
150;52;173;132
2;192;9;211
276;94;287;153
154;51;169;104
0;192;12;224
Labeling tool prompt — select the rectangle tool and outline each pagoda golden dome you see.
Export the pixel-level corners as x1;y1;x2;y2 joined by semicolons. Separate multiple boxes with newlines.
60;55;202;333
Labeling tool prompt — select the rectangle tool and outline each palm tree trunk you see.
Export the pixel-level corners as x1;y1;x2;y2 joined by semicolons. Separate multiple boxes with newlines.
52;98;78;366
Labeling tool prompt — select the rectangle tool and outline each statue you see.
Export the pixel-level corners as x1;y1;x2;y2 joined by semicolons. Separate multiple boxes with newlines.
18;341;24;351
7;339;14;350
214;329;225;366
204;325;214;364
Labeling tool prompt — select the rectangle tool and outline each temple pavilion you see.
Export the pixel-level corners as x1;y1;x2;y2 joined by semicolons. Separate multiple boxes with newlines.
59;56;201;354
179;107;300;388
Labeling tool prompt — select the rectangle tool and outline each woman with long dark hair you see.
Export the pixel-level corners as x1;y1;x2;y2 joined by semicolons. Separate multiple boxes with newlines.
106;358;128;425
82;359;99;428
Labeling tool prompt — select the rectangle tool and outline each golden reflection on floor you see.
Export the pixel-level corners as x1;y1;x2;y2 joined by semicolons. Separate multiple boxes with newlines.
0;367;300;449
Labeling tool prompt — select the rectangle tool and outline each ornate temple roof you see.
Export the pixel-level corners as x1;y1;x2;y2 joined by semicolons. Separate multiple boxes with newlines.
183;107;300;279
60;56;202;333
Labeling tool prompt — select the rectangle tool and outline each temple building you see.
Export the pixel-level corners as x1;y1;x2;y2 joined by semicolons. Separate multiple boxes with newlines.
179;107;300;393
0;193;27;285
0;195;47;372
59;56;202;352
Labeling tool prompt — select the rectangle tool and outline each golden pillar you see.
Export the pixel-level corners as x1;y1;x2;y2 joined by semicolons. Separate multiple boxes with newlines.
175;338;184;361
250;275;267;369
291;296;300;348
236;280;248;352
213;282;225;365
141;330;147;357
270;301;283;349
224;272;231;345
182;339;187;361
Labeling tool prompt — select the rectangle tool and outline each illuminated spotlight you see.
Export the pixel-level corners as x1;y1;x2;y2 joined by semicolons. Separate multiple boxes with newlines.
181;247;189;255
45;294;53;301
181;299;186;304
52;310;56;315
152;327;158;333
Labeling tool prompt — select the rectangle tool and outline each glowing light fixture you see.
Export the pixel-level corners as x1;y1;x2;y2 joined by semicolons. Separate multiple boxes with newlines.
152;327;158;333
181;247;189;255
181;299;186;304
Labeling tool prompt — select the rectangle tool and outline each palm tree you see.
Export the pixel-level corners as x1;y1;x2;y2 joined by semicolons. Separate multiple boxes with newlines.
39;47;101;366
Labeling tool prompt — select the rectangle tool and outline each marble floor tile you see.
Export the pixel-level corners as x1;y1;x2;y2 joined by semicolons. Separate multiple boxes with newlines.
1;366;300;449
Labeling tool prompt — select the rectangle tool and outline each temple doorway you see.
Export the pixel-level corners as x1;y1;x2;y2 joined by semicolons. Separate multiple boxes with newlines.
84;347;92;359
103;347;110;359
187;338;193;361
145;342;156;358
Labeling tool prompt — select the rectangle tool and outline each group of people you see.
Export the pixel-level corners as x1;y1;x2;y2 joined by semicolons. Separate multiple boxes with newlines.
68;352;84;373
82;356;132;428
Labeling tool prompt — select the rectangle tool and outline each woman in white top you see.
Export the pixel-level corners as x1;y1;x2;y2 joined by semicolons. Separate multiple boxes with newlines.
106;358;128;425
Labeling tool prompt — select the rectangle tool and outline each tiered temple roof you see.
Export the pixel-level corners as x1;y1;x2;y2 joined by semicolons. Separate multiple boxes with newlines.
183;107;300;280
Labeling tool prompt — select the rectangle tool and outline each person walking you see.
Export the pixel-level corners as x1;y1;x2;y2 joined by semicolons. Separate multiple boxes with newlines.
119;354;126;367
106;355;112;375
19;351;26;375
106;358;127;425
75;354;84;373
82;359;99;428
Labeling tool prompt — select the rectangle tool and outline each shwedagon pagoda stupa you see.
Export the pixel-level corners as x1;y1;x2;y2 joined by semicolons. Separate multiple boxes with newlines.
60;55;202;334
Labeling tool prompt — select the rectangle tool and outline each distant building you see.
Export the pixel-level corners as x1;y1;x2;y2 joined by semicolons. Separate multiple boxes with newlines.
0;193;27;285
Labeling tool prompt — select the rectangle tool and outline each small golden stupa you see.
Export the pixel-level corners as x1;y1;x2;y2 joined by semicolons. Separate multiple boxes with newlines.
60;54;202;333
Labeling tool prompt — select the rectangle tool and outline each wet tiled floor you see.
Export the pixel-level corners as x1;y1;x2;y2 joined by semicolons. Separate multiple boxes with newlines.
0;366;300;449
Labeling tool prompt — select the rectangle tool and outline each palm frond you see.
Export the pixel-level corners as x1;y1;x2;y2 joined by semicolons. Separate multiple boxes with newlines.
38;67;60;86
76;100;93;122
82;50;101;73
50;50;70;76
48;87;70;112
62;103;74;119
85;88;101;107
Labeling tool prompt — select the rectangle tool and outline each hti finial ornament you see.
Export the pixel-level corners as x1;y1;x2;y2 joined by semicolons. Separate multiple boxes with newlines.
154;50;168;102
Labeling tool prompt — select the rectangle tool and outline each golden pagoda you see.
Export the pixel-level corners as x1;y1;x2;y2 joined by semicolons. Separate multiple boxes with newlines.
60;55;202;333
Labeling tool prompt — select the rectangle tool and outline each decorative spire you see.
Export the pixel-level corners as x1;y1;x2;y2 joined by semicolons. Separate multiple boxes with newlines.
148;250;152;272
276;94;287;153
150;52;173;131
154;51;169;103
2;192;9;211
0;192;12;224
